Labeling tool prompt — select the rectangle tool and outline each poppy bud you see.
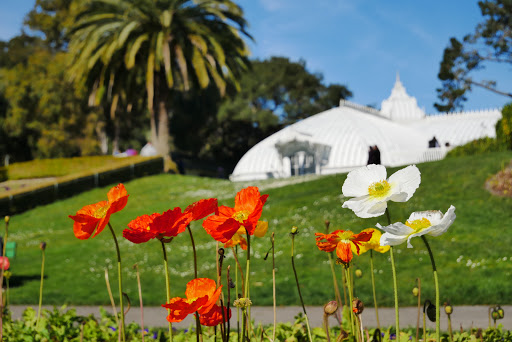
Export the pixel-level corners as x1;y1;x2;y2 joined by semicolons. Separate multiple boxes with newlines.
291;226;298;234
324;220;330;229
218;248;225;256
355;269;362;278
4;216;9;224
352;298;364;315
492;309;499;320
323;300;338;316
40;242;47;251
412;287;419;297
444;302;453;315
3;271;11;279
497;305;504;319
337;329;349;342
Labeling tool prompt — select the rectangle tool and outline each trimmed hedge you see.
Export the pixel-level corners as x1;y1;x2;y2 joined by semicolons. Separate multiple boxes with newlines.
0;157;163;216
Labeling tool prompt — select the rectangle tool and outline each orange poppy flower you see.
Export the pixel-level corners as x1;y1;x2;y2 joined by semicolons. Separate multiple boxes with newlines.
69;184;129;240
162;278;223;323
224;221;268;250
315;229;373;264
199;304;231;326
149;207;191;238
203;187;268;243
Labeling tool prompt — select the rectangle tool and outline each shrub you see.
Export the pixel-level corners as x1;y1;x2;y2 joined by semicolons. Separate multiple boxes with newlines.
446;137;505;158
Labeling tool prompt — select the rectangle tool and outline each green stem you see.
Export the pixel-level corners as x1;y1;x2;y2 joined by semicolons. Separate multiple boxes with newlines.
244;229;251;341
161;241;173;342
134;265;145;342
386;208;400;339
344;266;355;339
370;250;380;329
108;223;125;342
271;232;276;342
290;232;313;342
416;278;421;342
187;226;202;341
389;247;400;339
421;236;439;342
36;249;45;329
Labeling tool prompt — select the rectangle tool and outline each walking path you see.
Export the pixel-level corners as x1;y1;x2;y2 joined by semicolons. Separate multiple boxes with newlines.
10;305;511;330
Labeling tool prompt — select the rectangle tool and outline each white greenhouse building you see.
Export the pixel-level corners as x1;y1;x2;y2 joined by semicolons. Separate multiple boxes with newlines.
230;75;502;181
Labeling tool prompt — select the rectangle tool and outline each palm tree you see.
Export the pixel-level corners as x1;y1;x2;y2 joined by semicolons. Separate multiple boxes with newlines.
68;0;251;158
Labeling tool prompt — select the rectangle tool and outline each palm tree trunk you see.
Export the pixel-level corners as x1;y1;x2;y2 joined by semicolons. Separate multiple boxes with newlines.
153;73;170;158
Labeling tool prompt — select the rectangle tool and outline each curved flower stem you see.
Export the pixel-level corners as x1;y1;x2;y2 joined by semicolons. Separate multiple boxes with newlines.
370;250;380;329
36;248;45;330
108;223;125;342
421;235;440;342
160;240;173;342
385;209;399;339
290;232;313;342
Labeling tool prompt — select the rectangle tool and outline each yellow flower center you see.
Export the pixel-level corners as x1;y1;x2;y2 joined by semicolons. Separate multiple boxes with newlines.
405;218;431;232
93;205;109;218
232;210;250;223
368;180;391;199
336;230;354;243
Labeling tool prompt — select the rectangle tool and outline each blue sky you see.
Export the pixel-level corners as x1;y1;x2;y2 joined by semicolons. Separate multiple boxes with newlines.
2;0;511;113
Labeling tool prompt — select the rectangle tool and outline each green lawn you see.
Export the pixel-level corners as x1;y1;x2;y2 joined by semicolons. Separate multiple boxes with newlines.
7;152;512;309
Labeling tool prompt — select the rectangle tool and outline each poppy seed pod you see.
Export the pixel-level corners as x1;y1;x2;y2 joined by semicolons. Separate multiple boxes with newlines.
352;298;364;315
4;216;9;224
412;287;419;297
323;300;338;316
444;302;453;315
355;269;363;278
40;242;47;251
497;305;504;319
291;226;298;234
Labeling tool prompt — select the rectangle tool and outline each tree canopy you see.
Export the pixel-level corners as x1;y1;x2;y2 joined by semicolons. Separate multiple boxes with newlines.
436;0;512;112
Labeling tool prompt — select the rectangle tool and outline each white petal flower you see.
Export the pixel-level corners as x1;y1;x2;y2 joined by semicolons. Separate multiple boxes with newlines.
342;165;421;218
379;206;456;248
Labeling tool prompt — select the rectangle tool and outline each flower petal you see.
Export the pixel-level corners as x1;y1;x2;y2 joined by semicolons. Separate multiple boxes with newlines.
376;222;414;236
185;198;218;221
342;165;387;197
426;206;456;237
335;242;353;263
380;232;409;247
387;165;421;202
342;196;388;218
106;184;129;214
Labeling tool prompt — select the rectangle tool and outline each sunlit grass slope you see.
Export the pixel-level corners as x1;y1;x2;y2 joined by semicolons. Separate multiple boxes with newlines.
9;152;512;307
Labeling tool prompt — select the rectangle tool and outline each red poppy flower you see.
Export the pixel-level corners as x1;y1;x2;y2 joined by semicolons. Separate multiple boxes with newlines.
184;198;218;223
122;213;161;243
199;304;231;326
69;184;129;240
203;187;268;243
0;256;9;270
315;229;373;264
148;207;191;239
162;278;223;323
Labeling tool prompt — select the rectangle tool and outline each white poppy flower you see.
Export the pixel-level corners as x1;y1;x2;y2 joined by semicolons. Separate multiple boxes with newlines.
341;165;421;218
378;205;456;248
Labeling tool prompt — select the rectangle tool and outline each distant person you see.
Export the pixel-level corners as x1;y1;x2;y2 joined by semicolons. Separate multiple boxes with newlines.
373;145;381;165
367;145;381;165
428;136;440;148
367;146;375;165
140;142;157;156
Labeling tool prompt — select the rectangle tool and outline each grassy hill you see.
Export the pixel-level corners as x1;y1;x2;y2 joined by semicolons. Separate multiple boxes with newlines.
7;152;512;308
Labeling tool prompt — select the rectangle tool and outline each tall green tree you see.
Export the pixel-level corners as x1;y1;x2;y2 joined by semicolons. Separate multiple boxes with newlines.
436;0;512;112
68;0;251;158
199;57;352;170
